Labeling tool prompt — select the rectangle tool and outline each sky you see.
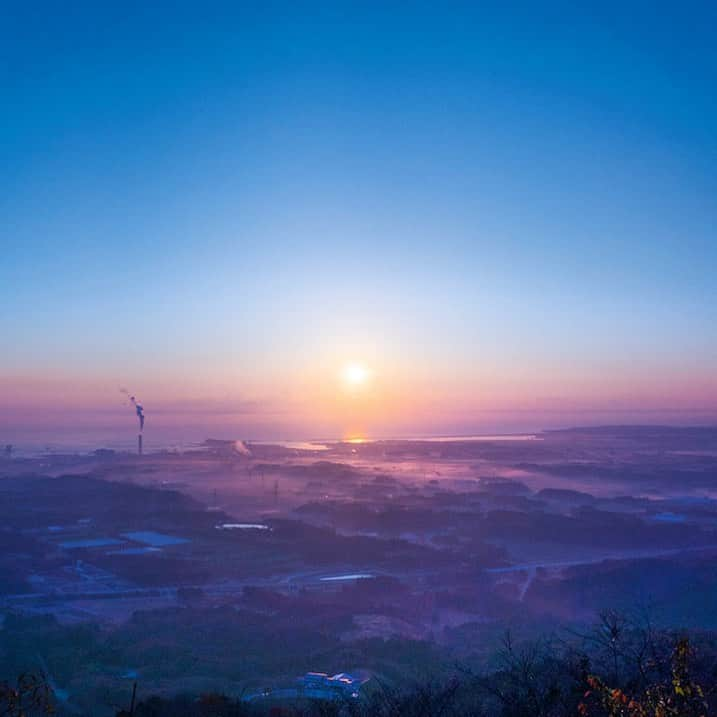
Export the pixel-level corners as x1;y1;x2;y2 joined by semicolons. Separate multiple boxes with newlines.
2;1;716;446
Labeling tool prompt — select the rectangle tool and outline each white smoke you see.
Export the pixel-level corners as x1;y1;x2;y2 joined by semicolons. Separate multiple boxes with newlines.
234;440;252;457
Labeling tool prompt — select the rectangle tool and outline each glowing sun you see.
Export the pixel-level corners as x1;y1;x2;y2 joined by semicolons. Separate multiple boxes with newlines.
341;362;370;387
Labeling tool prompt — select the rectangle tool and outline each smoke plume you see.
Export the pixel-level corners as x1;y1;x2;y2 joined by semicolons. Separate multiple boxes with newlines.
120;388;145;432
234;440;252;457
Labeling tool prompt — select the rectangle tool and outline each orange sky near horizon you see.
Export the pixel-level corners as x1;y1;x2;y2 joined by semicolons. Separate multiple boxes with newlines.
2;355;716;443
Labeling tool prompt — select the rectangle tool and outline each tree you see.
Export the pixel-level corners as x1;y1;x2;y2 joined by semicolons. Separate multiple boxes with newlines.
0;673;54;717
580;638;710;717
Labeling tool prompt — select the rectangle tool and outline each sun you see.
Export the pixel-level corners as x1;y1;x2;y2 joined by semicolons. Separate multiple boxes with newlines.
341;362;370;387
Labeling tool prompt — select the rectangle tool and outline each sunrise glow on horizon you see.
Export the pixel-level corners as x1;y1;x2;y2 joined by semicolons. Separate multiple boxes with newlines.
2;3;716;446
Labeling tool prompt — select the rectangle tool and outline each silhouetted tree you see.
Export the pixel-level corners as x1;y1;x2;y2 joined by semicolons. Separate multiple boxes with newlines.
0;673;54;717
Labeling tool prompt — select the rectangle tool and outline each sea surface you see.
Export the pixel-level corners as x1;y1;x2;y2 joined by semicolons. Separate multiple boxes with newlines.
6;432;538;458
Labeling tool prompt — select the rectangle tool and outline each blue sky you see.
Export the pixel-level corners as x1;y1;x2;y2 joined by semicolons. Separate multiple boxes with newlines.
2;2;716;441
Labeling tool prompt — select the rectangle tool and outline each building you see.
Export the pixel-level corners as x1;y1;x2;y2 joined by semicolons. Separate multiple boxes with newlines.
301;672;363;698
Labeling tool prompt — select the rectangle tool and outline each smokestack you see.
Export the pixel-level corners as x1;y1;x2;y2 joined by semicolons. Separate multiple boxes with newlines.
120;389;146;455
120;389;145;432
130;397;145;431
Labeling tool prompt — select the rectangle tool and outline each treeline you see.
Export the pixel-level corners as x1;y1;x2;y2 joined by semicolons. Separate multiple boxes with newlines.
120;623;716;717
120;612;716;716
123;612;716;717
3;612;717;716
